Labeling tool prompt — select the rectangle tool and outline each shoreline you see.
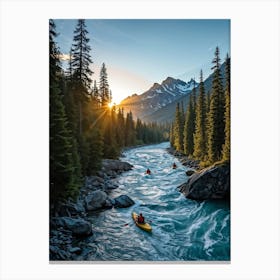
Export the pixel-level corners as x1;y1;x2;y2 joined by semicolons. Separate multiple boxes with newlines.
165;146;200;171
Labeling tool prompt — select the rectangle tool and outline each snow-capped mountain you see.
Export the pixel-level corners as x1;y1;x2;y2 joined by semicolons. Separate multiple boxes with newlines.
119;77;198;119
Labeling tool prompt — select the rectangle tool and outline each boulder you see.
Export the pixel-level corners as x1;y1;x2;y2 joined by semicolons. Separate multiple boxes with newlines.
186;169;196;176
85;190;108;211
114;195;135;208
104;182;119;191
102;159;133;174
58;217;92;236
56;201;86;217
179;161;230;201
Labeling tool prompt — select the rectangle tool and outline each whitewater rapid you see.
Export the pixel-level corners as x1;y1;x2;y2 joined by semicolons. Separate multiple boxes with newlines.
84;142;230;261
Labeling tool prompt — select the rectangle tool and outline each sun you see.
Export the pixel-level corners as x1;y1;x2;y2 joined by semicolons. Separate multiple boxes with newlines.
108;102;114;109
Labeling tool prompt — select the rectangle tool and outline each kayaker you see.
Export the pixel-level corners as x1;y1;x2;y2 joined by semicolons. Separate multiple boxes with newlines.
146;168;151;175
138;213;145;224
173;163;177;169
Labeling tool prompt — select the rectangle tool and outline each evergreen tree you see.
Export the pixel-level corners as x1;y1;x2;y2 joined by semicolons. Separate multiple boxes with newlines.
125;111;136;146
70;19;93;139
192;78;197;118
222;54;230;161
169;122;175;147
183;94;195;156
72;19;93;90
87;128;103;174
91;80;100;107
207;46;225;163
136;118;144;143
49;20;80;202
116;108;125;147
193;70;207;160
99;63;110;107
102;107;119;159
65;47;74;81
173;103;184;151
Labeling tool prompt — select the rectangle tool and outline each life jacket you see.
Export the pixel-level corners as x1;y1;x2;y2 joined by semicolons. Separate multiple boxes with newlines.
138;215;145;223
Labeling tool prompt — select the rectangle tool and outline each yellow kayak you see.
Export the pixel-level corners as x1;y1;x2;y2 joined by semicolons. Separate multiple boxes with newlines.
132;212;152;232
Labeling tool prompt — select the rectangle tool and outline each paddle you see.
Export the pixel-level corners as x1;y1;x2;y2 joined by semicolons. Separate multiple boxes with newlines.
124;220;152;226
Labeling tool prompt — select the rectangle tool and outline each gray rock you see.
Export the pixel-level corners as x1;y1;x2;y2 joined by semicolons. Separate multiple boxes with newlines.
105;182;119;191
104;198;115;209
102;159;133;174
186;169;196;176
59;217;92;236
114;195;135;208
56;201;85;217
179;161;230;201
85;190;108;211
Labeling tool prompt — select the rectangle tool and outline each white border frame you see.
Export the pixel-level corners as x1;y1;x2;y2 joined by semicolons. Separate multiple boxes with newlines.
1;0;279;279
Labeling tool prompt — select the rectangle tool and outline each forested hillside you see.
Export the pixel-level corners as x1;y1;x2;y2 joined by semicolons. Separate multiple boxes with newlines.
50;19;169;205
170;47;230;166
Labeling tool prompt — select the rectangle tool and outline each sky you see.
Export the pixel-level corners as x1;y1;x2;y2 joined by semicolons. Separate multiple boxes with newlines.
54;19;230;104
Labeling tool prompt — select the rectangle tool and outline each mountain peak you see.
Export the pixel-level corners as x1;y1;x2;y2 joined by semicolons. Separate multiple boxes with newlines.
119;75;195;119
150;82;161;91
162;76;176;85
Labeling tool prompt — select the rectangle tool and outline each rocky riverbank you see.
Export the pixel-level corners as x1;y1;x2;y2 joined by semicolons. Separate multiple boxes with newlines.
166;146;230;202
178;161;230;201
166;147;200;171
50;159;135;261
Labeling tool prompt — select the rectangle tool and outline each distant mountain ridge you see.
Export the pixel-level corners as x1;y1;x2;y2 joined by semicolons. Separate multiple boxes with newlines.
141;62;226;123
119;77;198;120
119;62;226;123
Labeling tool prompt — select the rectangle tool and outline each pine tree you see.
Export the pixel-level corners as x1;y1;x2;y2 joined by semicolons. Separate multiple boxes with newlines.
65;47;74;81
222;54;230;161
193;70;207;160
183;94;195;156
169;122;175;147
49;20;80;202
102;107;119;158
91;80;100;107
72;19;93;90
99;63;110;108
125;111;136;146
70;19;93;139
192;78;197;118
116;108;125;147
87;128;103;174
207;46;225;163
136;118;144;144
173;103;184;151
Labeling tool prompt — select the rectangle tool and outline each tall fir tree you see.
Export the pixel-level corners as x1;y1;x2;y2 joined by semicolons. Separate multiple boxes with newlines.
183;94;195;156
173;103;184;151
91;80;100;107
222;54;230;161
169;122;175;147
207;46;225;163
193;70;207;160
71;19;93;135
102;107;119;159
99;63;110;108
72;19;93;91
116;108;125;147
125;111;136;146
49;20;81;202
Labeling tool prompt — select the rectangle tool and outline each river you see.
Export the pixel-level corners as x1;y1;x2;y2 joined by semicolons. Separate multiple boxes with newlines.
83;142;230;261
